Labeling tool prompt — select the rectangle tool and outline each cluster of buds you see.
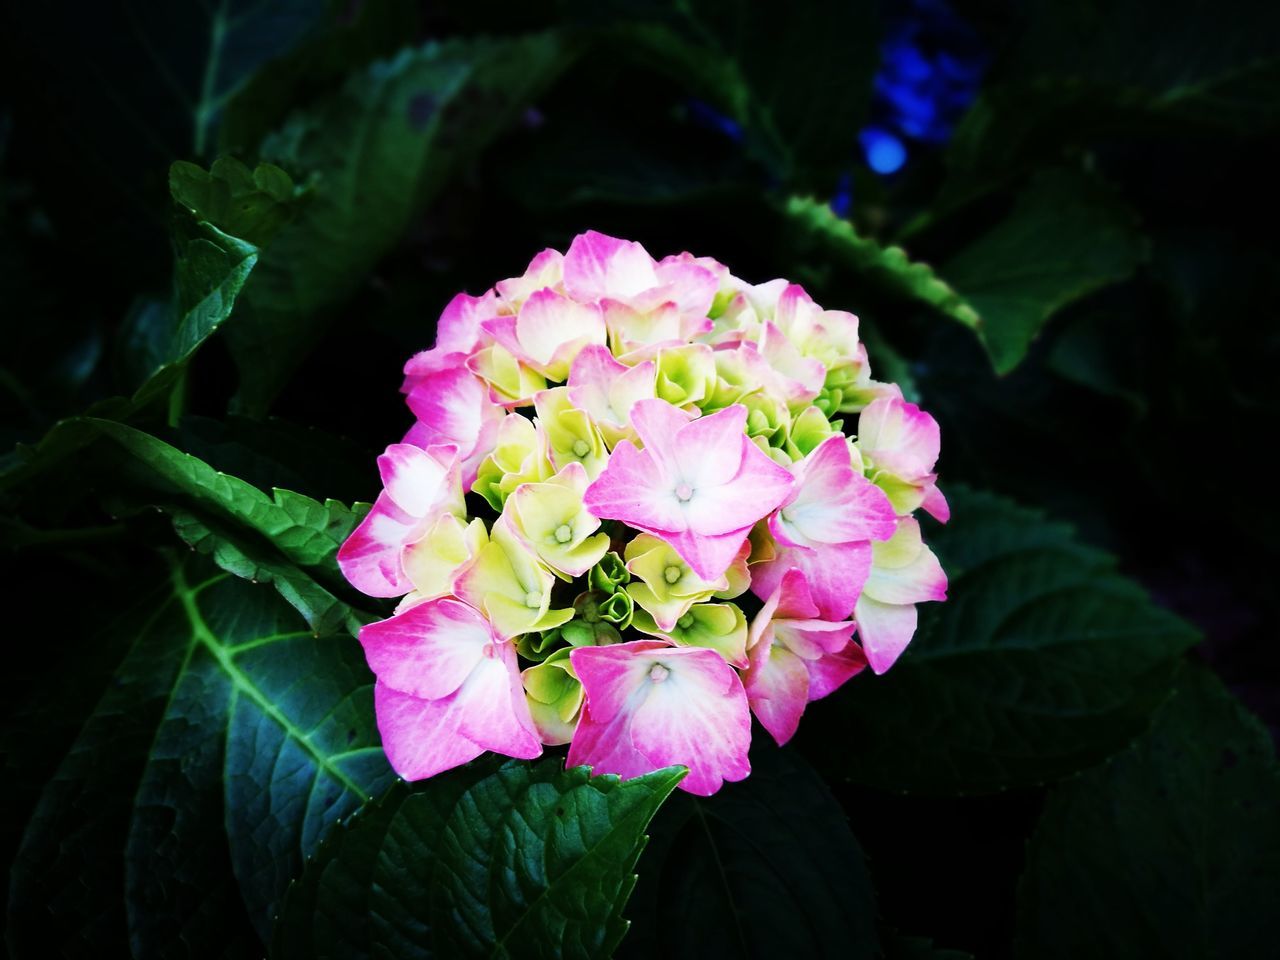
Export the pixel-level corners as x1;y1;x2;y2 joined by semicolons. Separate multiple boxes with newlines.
340;231;948;795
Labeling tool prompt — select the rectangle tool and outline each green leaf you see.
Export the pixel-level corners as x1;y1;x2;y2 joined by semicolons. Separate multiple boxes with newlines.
169;156;303;247
1015;664;1280;959
224;32;580;414
782;196;981;332
126;218;258;408
797;486;1200;794
941;170;1148;374
7;558;394;958
272;759;685;959
2;418;368;633
621;743;880;959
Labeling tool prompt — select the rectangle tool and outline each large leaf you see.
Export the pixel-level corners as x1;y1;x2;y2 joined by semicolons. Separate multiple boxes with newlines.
940;170;1147;374
272;759;685;959
797;486;1200;794
1015;664;1280;959
6;558;394;958
1;418;369;633
222;33;579;414
621;743;880;959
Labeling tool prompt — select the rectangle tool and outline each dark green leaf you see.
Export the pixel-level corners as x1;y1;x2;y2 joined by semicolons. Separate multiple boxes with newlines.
169;156;303;247
797;486;1200;794
272;759;684;959
622;743;880;959
941;169;1147;373
1015;664;1280;959
126;218;258;407
2;419;368;633
225;33;580;414
7;558;393;957
782;196;981;333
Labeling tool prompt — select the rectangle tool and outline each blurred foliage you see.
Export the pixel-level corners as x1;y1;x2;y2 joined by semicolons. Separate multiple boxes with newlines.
2;0;1278;957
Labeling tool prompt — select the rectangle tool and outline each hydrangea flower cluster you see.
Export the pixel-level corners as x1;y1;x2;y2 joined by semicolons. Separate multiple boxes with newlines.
339;231;948;795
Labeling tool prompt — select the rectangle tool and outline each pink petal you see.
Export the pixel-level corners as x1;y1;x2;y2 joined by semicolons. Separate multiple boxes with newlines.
742;640;809;746
374;681;485;780
774;435;897;545
682;436;795;536
514;288;606;369
921;483;950;523
453;644;543;759
858;396;941;481
674;405;748;490
752;539;873;621
661;525;754;583
404;366;501;459
651;259;718;315
358;597;491;700
803;641;868;699
628;647;752;796
377;443;457;518
337;491;422;597
565;699;653;782
401;292;499;385
569;640;667;723
496;248;564;303
563;230;659;302
855;596;919;674
568;343;628;420
629;398;694;480
582;440;686;533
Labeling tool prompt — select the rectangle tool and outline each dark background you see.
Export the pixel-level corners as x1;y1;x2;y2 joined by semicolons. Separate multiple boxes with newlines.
3;1;1278;957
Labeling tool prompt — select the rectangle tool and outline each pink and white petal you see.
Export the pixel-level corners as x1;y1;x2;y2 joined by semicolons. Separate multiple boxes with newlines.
563;230;659;301
454;647;542;759
921;483;951;523
803;642;868;700
652;260;718;315
608;359;657;427
496;248;564;303
674;404;747;489
628;398;694;480
568;344;627;422
565;700;654;781
858;397;941;479
404;366;500;457
662;526;753;583
772;567;822;621
515;288;606;369
377;443;455;518
867;542;948;605
742;640;810;746
753;539;873;621
374;681;485;781
630;648;751;796
358;597;490;700
337;491;422;597
435;291;497;355
582;441;686;532
773;617;856;660
783;436;897;544
683;440;795;536
570;640;668;724
855;596;919;674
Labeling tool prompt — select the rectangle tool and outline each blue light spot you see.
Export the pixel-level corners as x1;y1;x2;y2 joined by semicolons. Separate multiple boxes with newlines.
860;127;907;175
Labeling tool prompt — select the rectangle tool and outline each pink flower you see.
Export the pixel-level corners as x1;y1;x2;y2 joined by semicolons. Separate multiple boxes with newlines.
401;291;499;383
566;344;655;444
743;569;864;745
856;392;949;522
854;517;948;673
482;288;607;382
360;598;542;779
752;434;896;619
338;443;463;597
568;640;751;796
583;399;795;581
402;365;504;489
